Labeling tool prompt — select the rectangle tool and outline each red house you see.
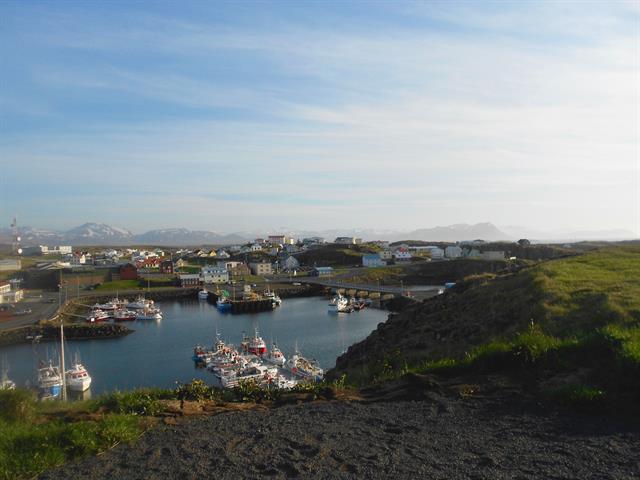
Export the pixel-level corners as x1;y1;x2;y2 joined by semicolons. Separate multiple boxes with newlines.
159;260;174;274
119;263;138;280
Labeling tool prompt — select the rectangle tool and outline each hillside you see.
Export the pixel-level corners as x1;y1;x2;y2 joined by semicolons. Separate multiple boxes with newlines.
329;246;640;405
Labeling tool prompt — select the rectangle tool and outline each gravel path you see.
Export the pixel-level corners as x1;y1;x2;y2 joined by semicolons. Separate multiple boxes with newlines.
39;394;640;479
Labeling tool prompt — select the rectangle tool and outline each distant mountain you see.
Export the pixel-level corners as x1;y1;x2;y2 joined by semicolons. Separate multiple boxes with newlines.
501;226;638;242
133;228;247;246
403;223;512;242
65;223;133;243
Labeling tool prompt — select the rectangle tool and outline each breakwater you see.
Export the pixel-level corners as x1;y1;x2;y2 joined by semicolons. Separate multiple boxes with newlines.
0;323;133;347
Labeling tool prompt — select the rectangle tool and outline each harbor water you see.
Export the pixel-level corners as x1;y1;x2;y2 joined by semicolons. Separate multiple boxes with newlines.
0;296;388;395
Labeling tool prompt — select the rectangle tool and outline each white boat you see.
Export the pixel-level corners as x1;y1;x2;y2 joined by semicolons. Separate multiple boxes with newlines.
112;309;137;321
65;359;92;392
38;360;63;399
285;348;324;382
136;307;162;320
94;297;126;311
219;363;279;388
264;342;286;366
86;308;110;323
198;289;209;300
1;360;16;390
328;294;351;313
263;290;282;306
126;296;154;310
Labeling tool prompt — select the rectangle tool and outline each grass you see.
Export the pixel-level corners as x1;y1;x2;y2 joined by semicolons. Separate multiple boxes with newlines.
0;377;352;479
95;280;141;291
342;246;640;408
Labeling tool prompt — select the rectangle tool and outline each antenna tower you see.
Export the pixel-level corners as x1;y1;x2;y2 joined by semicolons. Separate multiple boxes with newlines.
10;216;22;256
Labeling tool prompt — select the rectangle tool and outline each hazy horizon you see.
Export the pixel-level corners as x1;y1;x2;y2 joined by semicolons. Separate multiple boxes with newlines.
1;1;638;235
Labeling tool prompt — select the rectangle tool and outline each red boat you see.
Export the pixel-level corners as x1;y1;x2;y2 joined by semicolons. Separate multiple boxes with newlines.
242;329;267;355
86;308;110;323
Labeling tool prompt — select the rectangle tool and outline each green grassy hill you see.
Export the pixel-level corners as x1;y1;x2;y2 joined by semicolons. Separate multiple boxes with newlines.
329;246;640;407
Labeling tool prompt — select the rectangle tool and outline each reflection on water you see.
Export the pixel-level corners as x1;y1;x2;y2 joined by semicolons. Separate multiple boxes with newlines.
0;297;388;395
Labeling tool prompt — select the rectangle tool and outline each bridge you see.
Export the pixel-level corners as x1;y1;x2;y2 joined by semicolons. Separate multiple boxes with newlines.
285;279;444;298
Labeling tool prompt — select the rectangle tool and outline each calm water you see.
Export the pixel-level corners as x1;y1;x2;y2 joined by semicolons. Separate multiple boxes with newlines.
0;297;388;395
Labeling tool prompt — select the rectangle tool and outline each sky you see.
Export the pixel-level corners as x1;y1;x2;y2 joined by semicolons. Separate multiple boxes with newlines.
0;0;638;235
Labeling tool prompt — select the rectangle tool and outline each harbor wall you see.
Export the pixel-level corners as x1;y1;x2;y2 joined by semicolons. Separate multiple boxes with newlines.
0;323;133;347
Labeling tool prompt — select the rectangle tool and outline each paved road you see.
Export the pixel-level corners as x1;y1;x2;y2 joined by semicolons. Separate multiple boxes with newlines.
0;291;60;331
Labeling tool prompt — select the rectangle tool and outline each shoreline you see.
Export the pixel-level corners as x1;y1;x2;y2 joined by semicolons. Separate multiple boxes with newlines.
0;323;133;348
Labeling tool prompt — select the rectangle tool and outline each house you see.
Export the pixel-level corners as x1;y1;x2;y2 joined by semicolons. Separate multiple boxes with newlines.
159;260;174;274
334;237;362;245
480;251;505;261
136;257;160;269
70;252;86;265
268;235;286;245
249;262;273;276
311;266;334;277
302;237;324;245
250;244;263;252
201;265;229;284
393;248;412;262
425;246;445;260
175;259;187;268
228;245;242;253
463;248;481;258
0;281;24;304
216;250;231;259
119;263;138;280
379;249;393;261
178;274;201;287
283;256;300;271
228;263;251;277
362;254;385;267
445;246;463;259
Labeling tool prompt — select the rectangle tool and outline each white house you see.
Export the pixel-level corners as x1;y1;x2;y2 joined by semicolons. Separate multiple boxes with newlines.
216;249;231;259
445;246;463;259
393;249;412;262
362;254;385;267
426;246;445;260
250;244;263;252
379;249;393;261
283;256;300;271
201;265;229;284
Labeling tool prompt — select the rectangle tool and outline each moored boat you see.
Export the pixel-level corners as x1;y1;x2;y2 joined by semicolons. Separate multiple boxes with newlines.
328;294;351;313
1;360;16;390
86;308;110;323
285;348;324;382
216;296;232;312
263;290;282;306
264;342;286;366
198;289;209;300
127;296;154;310
136;307;162;320
38;360;62;399
65;360;92;392
113;309;138;321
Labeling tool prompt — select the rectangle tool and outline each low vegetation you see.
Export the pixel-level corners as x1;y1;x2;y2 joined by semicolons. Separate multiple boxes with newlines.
331;246;640;410
0;377;351;480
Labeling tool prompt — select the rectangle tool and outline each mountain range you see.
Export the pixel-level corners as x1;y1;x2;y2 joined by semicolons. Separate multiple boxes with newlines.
0;222;635;247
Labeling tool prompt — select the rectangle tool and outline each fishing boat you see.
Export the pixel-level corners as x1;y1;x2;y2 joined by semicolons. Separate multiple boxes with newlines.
350;298;366;311
93;297;126;311
65;357;92;392
285;348;324;382
126;295;154;310
263;290;282;306
198;289;209;300
86;308;110;323
264;342;286;366
135;307;162;320
219;363;278;388
216;295;232;312
112;309;138;321
328;294;351;313
37;360;63;399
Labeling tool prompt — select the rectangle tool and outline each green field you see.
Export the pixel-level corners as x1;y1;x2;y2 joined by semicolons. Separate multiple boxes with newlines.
95;280;141;291
331;246;640;408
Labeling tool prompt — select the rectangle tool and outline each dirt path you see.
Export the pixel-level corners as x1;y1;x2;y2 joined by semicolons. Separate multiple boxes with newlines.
39;393;639;480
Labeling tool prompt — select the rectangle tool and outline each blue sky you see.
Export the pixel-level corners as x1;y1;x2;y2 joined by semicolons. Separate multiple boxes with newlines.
1;0;638;234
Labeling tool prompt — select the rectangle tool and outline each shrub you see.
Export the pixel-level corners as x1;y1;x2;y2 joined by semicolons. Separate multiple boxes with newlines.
0;389;37;423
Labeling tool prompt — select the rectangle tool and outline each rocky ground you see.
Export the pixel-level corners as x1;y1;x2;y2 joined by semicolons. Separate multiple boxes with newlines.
39;384;639;480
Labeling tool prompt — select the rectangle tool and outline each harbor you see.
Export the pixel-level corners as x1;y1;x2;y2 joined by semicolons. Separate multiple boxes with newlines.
0;296;388;396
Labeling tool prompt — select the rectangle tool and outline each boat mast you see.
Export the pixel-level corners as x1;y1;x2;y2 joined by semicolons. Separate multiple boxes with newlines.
60;318;66;401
